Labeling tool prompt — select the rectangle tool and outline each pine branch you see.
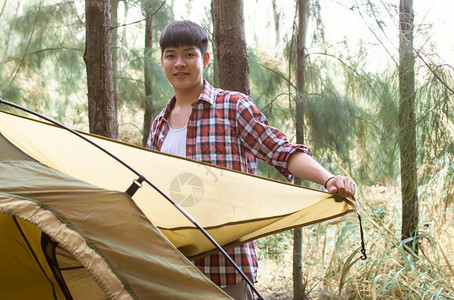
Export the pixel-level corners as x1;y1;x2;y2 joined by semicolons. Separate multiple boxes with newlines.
6;0;42;93
260;64;297;90
0;0;7;19
1;47;83;64
354;0;398;66
415;54;454;96
308;51;382;101
111;0;166;30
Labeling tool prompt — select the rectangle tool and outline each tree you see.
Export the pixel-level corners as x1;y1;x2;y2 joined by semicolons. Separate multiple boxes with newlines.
271;0;281;58
211;0;249;94
0;1;86;118
0;0;24;102
398;0;418;250
137;0;174;145
111;0;121;128
84;0;118;139
142;0;155;146
293;0;310;299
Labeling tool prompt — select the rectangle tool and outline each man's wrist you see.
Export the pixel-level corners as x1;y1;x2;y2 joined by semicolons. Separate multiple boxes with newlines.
323;176;336;189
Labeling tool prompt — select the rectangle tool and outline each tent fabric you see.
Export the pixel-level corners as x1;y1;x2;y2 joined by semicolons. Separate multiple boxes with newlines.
0;160;230;299
0;212;68;299
0;110;355;258
0;109;356;298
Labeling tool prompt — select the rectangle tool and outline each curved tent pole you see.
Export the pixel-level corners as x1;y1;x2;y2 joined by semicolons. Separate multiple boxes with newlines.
0;98;264;300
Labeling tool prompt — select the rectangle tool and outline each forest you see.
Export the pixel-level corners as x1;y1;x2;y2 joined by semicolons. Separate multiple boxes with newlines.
0;0;453;299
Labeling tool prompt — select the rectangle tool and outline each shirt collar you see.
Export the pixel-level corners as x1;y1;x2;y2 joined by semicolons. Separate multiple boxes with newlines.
198;80;217;106
162;97;175;122
163;80;216;121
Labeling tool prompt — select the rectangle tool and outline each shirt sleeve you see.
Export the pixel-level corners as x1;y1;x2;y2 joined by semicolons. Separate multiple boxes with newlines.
235;96;312;181
146;111;165;150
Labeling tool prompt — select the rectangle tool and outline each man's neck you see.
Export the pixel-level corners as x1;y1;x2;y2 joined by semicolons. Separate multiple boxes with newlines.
173;81;204;106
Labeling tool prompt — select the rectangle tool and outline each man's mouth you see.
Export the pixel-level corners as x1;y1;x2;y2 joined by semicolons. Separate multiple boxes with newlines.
174;72;189;77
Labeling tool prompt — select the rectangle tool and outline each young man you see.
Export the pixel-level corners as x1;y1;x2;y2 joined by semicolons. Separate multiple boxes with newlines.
147;20;356;299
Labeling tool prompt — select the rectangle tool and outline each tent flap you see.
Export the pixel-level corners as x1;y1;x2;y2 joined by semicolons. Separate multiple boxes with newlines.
0;109;356;299
0;110;356;257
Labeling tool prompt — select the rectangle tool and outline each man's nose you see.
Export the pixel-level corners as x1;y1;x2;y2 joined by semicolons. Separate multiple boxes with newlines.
175;55;186;67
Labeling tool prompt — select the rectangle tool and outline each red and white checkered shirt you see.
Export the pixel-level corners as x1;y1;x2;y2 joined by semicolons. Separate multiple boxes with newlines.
147;80;311;287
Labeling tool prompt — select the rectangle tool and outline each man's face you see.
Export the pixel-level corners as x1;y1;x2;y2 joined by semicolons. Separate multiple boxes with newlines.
161;45;209;93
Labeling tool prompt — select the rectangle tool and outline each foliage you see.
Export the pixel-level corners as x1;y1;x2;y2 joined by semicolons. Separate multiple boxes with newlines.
0;1;86;125
0;1;453;298
304;92;358;164
256;159;454;298
249;48;295;182
2;0;449;186
416;64;454;171
257;230;293;261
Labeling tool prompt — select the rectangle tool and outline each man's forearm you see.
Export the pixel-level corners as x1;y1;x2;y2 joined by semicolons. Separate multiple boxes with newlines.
287;152;333;186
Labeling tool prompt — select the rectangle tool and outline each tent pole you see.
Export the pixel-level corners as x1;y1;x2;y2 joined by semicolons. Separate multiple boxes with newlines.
0;98;264;300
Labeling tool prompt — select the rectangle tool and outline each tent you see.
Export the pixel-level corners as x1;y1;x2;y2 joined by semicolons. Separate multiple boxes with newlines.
0;105;357;299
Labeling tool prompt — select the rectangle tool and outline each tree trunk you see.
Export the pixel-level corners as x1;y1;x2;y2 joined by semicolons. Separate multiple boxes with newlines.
142;3;154;146
293;0;309;299
111;0;120;125
211;0;249;95
84;0;118;139
271;0;280;58
2;0;22;66
398;0;418;251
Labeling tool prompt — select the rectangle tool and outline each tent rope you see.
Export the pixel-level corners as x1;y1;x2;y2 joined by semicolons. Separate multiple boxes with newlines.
346;198;368;260
357;209;368;260
0;98;264;300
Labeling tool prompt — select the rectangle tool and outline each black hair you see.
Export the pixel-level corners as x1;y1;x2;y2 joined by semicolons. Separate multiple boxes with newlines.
159;20;208;55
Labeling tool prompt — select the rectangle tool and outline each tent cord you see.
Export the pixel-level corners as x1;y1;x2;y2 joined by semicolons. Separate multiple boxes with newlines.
357;209;368;260
346;198;368;260
0;98;264;300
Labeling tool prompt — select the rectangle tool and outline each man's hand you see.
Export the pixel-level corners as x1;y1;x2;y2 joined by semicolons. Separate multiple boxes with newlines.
325;175;356;198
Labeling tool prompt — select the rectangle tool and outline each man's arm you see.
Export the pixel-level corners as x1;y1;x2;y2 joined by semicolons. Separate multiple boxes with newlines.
287;152;356;197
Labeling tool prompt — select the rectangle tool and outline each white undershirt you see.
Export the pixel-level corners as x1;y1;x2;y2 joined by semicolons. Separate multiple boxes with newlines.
160;125;187;157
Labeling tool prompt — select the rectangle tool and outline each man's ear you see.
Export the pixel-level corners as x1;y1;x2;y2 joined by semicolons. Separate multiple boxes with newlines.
203;52;210;69
160;55;164;67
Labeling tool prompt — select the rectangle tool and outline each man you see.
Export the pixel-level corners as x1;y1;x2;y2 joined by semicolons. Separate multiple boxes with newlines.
147;20;356;300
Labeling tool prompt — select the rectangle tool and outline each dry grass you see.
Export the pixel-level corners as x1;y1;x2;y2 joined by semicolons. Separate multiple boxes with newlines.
255;170;454;299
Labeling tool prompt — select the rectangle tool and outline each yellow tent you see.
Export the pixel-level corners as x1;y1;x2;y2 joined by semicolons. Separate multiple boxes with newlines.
0;107;357;299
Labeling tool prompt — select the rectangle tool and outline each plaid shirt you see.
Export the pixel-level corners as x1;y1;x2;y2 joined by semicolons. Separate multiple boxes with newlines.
147;81;311;287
